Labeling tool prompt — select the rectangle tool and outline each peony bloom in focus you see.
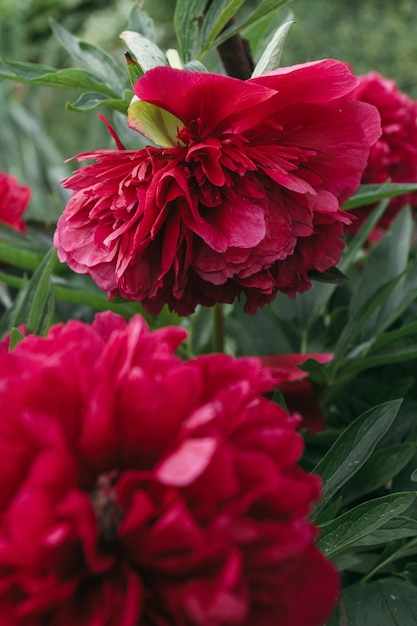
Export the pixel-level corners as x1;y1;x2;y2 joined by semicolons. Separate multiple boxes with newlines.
55;61;380;315
0;312;338;626
347;71;417;241
0;172;30;233
261;353;333;433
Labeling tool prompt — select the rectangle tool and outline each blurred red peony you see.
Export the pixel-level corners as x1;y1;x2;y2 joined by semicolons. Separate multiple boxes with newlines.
0;172;30;233
347;71;417;241
261;353;333;433
0;312;338;626
55;61;380;315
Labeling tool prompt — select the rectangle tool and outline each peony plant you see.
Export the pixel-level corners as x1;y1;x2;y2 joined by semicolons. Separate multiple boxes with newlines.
1;2;417;625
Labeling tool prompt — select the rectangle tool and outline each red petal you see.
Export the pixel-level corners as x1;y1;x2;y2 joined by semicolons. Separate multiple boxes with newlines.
156;438;218;486
250;59;358;103
134;67;276;135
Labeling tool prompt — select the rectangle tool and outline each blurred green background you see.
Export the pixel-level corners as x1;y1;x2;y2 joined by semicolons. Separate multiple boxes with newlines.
1;0;417;223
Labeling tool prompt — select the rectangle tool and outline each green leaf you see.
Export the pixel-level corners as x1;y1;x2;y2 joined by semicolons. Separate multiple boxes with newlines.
128;101;184;147
33;289;54;336
166;49;184;69
343;182;417;209
331;274;402;366
353;516;417;547
314;497;342;525
50;19;127;93
119;31;167;72
8;327;25;351
312;399;402;518
0;241;45;271
0;276;30;339
0;250;56;338
187;306;212;355
0;58;117;95
125;52;145;86
174;0;207;62
379;254;417;332
66;91;132;114
342;443;416;505
0;271;142;322
184;60;209;72
318;492;415;558
251;17;295;76
341;320;417;378
331;210;417;376
0;224;47;252
127;4;156;41
349;207;412;326
309;265;348;285
200;0;245;54
338;199;390;274
299;357;332;385
327;579;417;626
227;299;297;355
213;0;293;47
271;388;288;411
24;248;57;335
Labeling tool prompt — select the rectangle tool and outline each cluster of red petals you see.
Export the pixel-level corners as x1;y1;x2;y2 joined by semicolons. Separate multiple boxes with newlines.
347;71;417;241
0;172;30;233
0;312;338;626
55;61;381;315
261;353;333;433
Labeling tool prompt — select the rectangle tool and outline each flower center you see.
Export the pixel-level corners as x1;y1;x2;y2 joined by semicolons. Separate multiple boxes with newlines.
91;470;123;551
174;119;257;204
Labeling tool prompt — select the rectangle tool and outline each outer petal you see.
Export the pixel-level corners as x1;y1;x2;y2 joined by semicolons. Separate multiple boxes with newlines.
247;61;381;144
250;59;359;103
133;66;276;135
270;102;379;203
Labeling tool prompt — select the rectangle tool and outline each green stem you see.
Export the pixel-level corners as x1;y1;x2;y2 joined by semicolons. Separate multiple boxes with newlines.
212;303;225;353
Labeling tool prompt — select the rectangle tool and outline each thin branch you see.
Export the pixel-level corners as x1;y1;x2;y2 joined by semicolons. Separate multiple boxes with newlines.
204;2;255;79
216;20;255;79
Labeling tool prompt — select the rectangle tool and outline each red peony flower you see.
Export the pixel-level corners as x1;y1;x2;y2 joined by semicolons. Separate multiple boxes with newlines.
55;61;380;315
261;353;333;433
0;172;30;233
0;312;338;626
347;71;417;241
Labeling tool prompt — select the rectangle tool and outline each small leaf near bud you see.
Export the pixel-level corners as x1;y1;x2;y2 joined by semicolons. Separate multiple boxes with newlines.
125;52;144;87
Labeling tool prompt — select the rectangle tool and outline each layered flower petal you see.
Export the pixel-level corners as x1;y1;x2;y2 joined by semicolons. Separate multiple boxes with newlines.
55;62;381;315
0;312;339;625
